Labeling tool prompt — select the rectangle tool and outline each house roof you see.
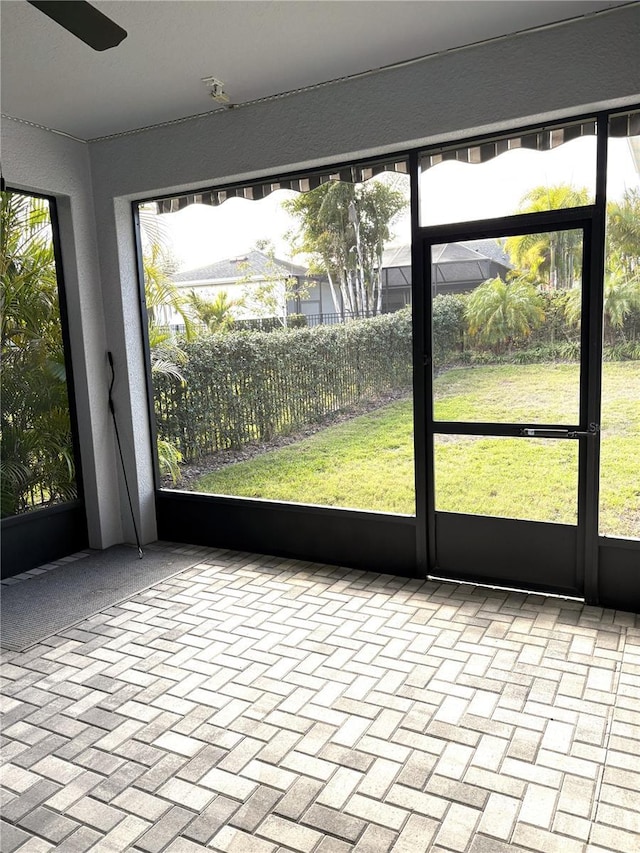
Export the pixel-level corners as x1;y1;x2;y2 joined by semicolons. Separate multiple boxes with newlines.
382;239;512;290
467;239;512;268
382;244;412;269
173;249;309;285
175;240;512;289
432;240;512;286
382;240;511;271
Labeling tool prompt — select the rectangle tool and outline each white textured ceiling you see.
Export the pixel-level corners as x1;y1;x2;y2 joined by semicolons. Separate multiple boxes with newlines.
0;0;631;140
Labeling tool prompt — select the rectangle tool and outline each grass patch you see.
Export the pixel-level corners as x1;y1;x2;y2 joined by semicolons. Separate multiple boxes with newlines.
194;398;416;514
434;436;578;524
191;361;639;538
433;362;582;423
597;361;640;538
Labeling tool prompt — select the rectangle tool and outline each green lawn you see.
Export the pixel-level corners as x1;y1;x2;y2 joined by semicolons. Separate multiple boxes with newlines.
195;399;416;514
433;362;582;424
433;434;580;524
192;361;640;538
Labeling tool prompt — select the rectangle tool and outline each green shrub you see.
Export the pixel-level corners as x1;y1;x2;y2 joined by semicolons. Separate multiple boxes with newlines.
432;294;466;361
287;314;308;328
154;308;413;462
530;291;578;347
604;341;640;361
465;277;544;351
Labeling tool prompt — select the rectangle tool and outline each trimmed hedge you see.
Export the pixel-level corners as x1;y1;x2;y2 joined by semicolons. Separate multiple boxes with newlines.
154;308;412;462
432;294;466;360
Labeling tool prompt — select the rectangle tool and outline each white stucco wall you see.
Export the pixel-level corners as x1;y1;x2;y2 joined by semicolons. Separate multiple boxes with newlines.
2;5;639;552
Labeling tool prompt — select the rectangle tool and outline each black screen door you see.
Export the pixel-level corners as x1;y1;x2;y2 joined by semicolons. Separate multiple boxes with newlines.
423;217;599;596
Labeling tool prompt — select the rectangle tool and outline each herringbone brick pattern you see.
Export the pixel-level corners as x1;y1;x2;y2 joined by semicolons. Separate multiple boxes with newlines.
1;544;639;852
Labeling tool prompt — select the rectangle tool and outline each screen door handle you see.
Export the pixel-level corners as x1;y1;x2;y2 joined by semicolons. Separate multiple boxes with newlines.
521;428;571;438
521;424;599;439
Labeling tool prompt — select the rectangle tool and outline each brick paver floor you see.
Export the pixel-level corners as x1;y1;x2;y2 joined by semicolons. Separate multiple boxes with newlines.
1;544;639;852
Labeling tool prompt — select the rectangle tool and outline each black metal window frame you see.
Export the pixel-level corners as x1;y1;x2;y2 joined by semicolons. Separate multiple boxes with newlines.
133;104;640;604
2;185;86;513
1;186;88;575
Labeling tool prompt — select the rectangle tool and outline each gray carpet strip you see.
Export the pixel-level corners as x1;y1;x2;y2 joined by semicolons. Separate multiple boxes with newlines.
1;545;199;651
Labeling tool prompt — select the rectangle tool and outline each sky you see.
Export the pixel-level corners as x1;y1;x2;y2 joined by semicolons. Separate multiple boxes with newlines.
156;136;638;273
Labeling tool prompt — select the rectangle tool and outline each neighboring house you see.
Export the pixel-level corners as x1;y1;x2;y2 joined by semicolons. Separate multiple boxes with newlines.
172;241;513;328
381;240;513;310
380;245;413;313
432;239;513;295
171;249;335;326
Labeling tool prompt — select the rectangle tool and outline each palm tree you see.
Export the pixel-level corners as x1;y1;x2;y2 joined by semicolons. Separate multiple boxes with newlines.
604;267;640;333
284;178;407;318
607;188;640;278
505;185;589;290
465;276;544;352
285;181;356;316
603;190;640;344
186;290;237;332
605;189;640;341
563;189;640;343
140;228;195;336
137;206;195;481
356;180;407;315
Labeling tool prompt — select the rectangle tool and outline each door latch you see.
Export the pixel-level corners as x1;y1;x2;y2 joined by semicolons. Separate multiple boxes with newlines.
521;423;599;439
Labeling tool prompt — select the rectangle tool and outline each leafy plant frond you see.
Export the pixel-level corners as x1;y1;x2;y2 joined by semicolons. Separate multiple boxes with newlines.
1;190;77;517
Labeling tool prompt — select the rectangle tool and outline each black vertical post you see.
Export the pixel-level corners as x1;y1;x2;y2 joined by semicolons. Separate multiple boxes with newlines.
132;202;162;491
49;195;86;514
583;115;609;604
410;151;429;578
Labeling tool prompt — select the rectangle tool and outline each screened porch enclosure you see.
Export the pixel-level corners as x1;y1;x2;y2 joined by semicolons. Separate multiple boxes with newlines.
142;111;639;610
2;4;638;611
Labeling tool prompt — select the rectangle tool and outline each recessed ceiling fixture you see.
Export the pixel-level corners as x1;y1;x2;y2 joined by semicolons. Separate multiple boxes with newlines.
201;76;230;104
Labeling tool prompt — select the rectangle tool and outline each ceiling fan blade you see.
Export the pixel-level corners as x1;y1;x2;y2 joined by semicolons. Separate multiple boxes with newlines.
27;0;127;51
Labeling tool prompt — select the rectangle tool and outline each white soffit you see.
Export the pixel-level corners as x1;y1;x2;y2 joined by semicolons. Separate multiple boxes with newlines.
0;0;631;140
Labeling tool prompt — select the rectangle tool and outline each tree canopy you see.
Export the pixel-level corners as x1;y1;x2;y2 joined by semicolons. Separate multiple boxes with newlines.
236;242;308;329
505;186;590;291
500;184;640;345
283;177;407;318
